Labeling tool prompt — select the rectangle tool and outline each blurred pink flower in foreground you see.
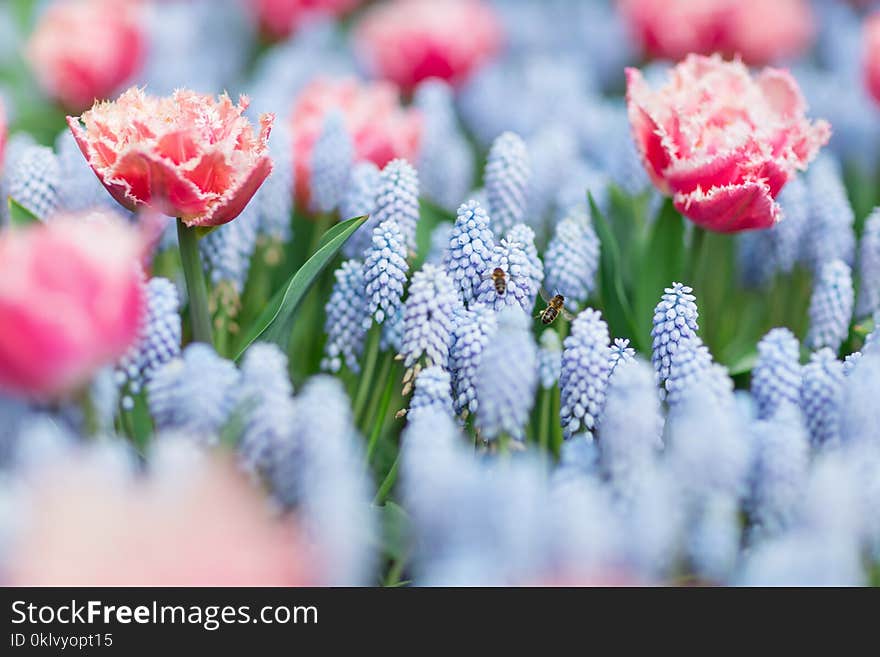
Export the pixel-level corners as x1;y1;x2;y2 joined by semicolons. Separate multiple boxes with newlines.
252;0;362;40
354;0;502;93
617;0;814;66
289;77;421;209
5;447;313;586
26;0;145;112
864;13;880;106
626;55;830;232
0;213;143;399
0;100;6;170
68;87;274;228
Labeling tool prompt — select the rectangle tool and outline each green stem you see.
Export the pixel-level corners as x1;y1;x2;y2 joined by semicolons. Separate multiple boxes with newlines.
373;453;400;505
177;220;213;345
538;387;551;455
365;359;395;460
384;553;407;587
353;327;381;421
551;386;563;458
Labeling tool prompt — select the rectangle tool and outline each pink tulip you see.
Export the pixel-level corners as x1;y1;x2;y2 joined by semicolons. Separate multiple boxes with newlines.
289;77;421;209
5;448;314;586
864;13;880;106
26;0;145;112
0;100;6;170
67;87;274;228
251;0;363;40
626;55;830;233
0;213;144;399
354;0;502;93
618;0;814;66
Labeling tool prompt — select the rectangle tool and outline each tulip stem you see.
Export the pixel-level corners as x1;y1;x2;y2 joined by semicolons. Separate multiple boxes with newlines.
177;220;214;345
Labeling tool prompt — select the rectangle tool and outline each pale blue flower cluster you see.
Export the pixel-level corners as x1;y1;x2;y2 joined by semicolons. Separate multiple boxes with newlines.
407;365;455;423
544;211;600;309
807;259;854;351
537;329;562;389
322;259;368;373
444;200;496;304
341;162;381;258
6;144;60;220
801;348;845;448
651;283;700;389
474;230;543;314
363;219;409;326
560;308;611;438
751;328;802;420
310;111;353;214
857;209;880;319
399;264;459;369
200;204;259;293
805;155;856;270
450;304;497;416
485;132;531;240
372;159;420;253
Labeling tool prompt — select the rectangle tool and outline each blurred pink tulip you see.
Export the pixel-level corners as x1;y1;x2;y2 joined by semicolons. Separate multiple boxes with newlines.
626;55;830;232
252;0;362;40
0;213;144;399
864;13;880;106
67;87;274;228
26;0;145;112
289;77;421;210
0;100;6;170
5;449;314;586
618;0;814;66
354;0;502;93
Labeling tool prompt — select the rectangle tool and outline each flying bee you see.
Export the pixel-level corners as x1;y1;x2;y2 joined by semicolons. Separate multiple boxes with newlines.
538;289;575;325
488;267;507;296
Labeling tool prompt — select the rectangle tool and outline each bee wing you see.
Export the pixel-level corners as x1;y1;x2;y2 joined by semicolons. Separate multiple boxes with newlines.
561;307;576;321
539;287;552;303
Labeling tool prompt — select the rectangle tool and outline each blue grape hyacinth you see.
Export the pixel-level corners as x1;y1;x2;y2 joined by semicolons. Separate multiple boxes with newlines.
801;348;845;448
506;223;544;301
450;304;498;416
255;122;294;244
341;162;381;259
475;233;543;315
54;130;114;213
544;211;600;309
6;144;60;220
147;344;240;443
485;131;530;240
805;155;856;269
373;159;420;253
752;328;802;420
363;219;409;327
444;200;496;305
857;208;880;319
322;259;368;373
560;308;611;438
608;338;636;380
538;329;563;389
664;338;734;409
475;308;537;441
200;203;259;294
309;111;353;215
407;365;455;423
651;283;700;389
400;264;459;370
807;259;854;352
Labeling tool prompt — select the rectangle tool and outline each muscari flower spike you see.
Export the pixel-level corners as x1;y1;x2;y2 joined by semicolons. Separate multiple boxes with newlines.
773;175;810;275
526;125;579;228
200;202;260;295
474;231;543;315
506;223;543;301
6;144;60;220
608;338;636;380
444;200;496;305
237;343;296;477
322;259;368;374
55;130;114;213
117;277;182;400
373;158;420;254
544;211;600;310
147;344;241;443
381;305;405;354
651;282;700;389
484;131;530;240
475;307;537;441
560;308;611;439
363;218;409;327
664;337;734;409
310;111;353;215
751;328;802;420
405;365;455;423
450;304;497;416
538;329;562;390
807;259;854;352
256;121;294;244
801;348;845;448
341;162;382;259
805;155;856;270
857;208;880;319
399;264;459;378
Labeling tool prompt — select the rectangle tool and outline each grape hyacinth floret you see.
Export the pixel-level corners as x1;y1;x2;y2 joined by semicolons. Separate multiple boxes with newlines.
651;283;700;389
363;219;409;327
310;111;353;214
444;200;495;305
506;223;544;303
805;155;856;270
475;234;542;315
544;212;600;309
6;144;60;220
538;329;562;389
801;348;845;448
752;328;802;420
341;162;381;259
255;122;294;244
373;159;420;253
450;304;497;416
407;365;455;423
399;264;459;371
857;208;880;319
608;338;637;380
807;259;854;352
664;338;734;409
322;259;368;374
475;308;537;441
560;308;611;438
485;131;530;239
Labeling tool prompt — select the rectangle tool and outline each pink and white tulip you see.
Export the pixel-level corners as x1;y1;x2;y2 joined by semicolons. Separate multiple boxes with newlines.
626;55;830;232
354;0;502;93
251;0;362;41
67;87;274;228
618;0;814;66
0;213;144;399
26;0;145;112
289;77;421;209
864;13;880;106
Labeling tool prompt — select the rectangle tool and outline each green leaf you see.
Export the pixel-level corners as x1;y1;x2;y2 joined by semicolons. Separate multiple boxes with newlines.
233;215;367;360
194;225;220;238
726;350;758;377
634;199;686;349
7;197;41;227
380;501;410;562
589;193;641;350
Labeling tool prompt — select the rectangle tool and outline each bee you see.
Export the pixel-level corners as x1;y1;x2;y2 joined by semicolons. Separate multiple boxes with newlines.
538;289;575;325
488;267;507;296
